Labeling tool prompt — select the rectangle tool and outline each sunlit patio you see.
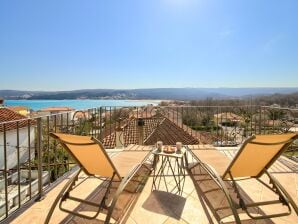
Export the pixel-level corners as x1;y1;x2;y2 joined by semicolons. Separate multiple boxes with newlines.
2;0;298;223
10;144;298;224
0;105;297;224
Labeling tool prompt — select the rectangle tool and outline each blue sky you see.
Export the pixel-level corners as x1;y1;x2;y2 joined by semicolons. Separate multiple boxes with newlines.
0;0;297;90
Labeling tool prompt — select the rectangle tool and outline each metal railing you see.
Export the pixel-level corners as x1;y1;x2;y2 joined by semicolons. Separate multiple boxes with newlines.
99;105;298;147
0;105;297;222
0;107;101;222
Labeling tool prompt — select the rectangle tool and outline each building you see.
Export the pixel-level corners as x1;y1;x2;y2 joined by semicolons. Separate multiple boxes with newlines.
8;106;31;117
214;112;242;125
33;107;75;125
37;107;75;116
0;107;36;170
102;117;199;148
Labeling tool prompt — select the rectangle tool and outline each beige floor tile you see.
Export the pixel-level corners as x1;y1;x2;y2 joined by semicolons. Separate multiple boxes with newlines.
9;146;298;224
129;190;172;224
168;176;195;196
125;217;137;224
163;217;189;224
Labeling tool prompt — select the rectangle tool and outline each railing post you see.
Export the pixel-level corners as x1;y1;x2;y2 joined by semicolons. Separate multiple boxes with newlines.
3;123;9;218
36;117;44;201
99;107;103;142
259;106;262;134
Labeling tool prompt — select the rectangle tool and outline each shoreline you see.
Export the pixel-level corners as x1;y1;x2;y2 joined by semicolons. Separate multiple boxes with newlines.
4;99;163;111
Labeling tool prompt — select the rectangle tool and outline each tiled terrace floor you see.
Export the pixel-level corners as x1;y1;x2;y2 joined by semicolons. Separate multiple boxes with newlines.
11;145;298;224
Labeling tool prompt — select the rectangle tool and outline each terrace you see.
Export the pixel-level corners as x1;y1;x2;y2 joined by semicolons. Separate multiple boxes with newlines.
0;105;297;224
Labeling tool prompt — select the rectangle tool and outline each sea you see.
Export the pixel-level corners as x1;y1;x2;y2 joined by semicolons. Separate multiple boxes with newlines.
5;99;160;111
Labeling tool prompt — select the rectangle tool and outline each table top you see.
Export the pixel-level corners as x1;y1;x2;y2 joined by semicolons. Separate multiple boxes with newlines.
152;146;187;158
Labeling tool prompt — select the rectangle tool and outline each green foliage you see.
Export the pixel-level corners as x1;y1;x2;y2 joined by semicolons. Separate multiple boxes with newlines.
42;144;72;181
104;108;131;126
221;121;237;127
159;101;169;106
190;126;220;131
238;108;253;123
39;120;75;181
188;92;298;107
182;109;216;132
267;109;286;120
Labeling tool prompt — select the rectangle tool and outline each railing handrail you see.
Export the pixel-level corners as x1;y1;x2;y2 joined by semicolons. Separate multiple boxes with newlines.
261;106;298;111
2;105;297;126
0;107;98;125
0;104;297;223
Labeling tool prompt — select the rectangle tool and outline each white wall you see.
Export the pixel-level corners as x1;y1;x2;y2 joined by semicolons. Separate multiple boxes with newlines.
0;127;35;170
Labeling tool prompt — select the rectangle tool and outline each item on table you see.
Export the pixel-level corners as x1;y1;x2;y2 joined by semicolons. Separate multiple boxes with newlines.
156;141;163;151
163;145;175;154
176;142;182;153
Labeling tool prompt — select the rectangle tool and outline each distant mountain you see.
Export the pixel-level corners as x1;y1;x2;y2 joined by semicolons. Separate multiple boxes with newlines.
0;90;45;99
0;88;297;100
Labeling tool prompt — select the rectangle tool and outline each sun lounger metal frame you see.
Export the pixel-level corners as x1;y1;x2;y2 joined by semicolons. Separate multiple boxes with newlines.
45;133;152;224
188;134;298;223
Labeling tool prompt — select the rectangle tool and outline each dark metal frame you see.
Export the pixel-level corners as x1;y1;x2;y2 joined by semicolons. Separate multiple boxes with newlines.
45;134;152;224
1;105;297;223
152;149;188;195
187;135;298;223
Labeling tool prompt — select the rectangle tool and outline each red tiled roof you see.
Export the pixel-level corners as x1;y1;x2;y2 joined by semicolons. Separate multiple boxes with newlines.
215;112;242;121
102;117;199;148
8;106;29;111
73;111;89;119
39;107;74;112
144;118;199;145
0;108;35;132
129;107;157;119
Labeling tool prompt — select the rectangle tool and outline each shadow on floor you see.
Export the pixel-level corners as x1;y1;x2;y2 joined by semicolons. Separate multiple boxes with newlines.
55;164;151;224
142;190;186;219
188;163;275;224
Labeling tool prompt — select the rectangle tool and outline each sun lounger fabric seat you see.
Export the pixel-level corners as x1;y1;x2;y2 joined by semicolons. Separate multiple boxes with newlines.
45;133;152;224
188;133;298;223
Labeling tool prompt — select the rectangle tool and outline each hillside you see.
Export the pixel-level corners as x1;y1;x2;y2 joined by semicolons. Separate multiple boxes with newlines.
0;87;297;100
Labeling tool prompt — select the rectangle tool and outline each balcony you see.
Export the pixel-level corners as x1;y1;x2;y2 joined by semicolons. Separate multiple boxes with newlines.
0;106;298;223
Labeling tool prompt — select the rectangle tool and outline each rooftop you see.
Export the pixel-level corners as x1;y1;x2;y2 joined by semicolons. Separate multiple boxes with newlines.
9;145;298;224
0;107;34;132
39;107;75;112
102;117;199;148
7;106;29;111
1;105;297;224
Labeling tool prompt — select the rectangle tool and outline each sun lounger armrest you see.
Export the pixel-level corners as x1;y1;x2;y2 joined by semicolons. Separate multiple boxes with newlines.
265;171;298;215
105;156;151;224
188;160;241;224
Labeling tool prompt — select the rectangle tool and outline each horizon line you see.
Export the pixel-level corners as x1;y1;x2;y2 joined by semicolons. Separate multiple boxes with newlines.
1;86;298;92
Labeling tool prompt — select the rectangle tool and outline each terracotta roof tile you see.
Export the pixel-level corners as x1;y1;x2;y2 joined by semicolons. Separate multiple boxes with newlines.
8;106;29;111
0;108;35;132
144;118;199;145
102;117;199;148
39;107;74;112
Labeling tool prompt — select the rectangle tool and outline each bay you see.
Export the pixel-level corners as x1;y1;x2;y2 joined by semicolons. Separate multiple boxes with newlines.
5;99;160;111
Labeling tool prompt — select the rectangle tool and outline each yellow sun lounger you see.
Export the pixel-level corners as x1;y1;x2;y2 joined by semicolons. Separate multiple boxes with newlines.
45;133;152;224
188;133;298;223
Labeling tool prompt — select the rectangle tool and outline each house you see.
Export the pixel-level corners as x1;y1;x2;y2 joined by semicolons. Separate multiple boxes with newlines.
0;107;36;170
129;106;157;119
8;106;31;117
0;108;50;218
271;103;281;108
214;112;242;125
37;107;75;116
102;117;199;148
34;107;75;125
